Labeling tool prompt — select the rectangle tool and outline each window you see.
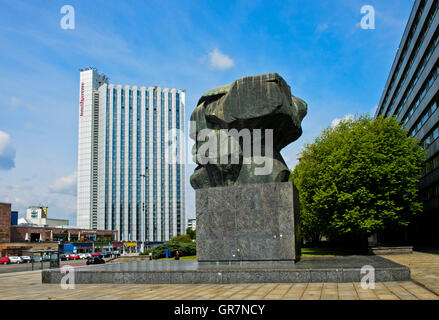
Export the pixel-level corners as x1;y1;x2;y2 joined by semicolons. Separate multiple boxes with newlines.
422;112;429;125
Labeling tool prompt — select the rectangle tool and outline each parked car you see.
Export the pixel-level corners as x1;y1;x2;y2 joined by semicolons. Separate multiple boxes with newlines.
69;254;80;260
0;257;10;264
86;256;105;265
102;251;113;258
92;253;103;258
20;256;32;263
8;256;23;264
84;253;92;259
60;254;69;261
79;254;87;259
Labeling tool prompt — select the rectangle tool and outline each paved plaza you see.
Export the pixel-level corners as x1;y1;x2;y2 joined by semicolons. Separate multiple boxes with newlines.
0;251;438;300
380;249;439;296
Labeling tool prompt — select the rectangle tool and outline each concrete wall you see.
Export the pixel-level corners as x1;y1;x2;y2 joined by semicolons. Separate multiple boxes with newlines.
46;219;69;227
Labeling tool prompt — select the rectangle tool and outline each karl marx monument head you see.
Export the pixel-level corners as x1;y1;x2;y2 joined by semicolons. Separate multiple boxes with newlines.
190;73;307;189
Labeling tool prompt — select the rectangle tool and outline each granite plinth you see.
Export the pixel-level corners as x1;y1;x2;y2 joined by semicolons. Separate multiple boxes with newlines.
41;255;410;284
368;246;414;255
196;182;301;263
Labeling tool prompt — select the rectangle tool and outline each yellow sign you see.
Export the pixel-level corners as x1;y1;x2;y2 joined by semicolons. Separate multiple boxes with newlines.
42;207;47;218
124;242;137;247
0;232;7;235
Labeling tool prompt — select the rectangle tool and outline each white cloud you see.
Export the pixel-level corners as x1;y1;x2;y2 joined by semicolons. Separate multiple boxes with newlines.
8;96;37;112
316;23;329;32
0;185;27;209
331;114;355;128
18;218;28;224
207;48;234;70
0;184;77;224
10;96;20;107
49;171;77;196
0;131;16;170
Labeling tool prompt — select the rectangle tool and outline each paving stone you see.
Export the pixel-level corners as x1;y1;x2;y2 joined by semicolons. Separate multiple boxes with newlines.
2;251;439;300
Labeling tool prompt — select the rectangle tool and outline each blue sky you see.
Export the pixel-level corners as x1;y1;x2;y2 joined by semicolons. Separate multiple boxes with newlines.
0;0;414;224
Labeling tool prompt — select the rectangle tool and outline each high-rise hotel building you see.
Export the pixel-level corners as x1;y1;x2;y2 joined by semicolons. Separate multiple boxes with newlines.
77;68;186;245
375;0;439;246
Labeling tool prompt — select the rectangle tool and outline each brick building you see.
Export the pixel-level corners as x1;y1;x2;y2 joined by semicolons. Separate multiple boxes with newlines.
10;225;115;243
0;203;11;243
0;202;118;256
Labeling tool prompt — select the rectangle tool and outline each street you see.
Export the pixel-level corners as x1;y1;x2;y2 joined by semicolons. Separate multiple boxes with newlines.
0;259;88;274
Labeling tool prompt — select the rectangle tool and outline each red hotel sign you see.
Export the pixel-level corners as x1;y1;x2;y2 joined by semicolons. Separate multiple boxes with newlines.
80;82;84;116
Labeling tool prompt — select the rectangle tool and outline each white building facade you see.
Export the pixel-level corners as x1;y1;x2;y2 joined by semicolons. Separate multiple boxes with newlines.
77;68;186;244
187;218;196;231
25;206;69;227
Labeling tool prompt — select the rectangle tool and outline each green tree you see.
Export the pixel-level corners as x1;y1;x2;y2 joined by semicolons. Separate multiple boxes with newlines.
170;234;192;243
292;115;426;248
145;241;196;259
186;227;196;240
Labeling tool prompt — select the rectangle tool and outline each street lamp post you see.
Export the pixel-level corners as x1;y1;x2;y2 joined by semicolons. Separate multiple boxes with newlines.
139;167;149;253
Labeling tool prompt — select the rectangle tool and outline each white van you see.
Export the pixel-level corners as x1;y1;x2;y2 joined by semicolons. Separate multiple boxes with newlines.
8;256;23;264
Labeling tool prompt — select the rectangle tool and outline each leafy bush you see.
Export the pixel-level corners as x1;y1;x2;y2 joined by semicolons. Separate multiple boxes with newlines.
170;234;192;243
151;241;196;259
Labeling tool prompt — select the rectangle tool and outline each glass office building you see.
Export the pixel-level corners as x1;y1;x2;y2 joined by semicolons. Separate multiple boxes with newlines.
77;68;186;245
375;0;439;246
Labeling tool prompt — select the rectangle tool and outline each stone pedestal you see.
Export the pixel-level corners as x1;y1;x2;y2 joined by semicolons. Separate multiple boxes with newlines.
196;182;301;263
